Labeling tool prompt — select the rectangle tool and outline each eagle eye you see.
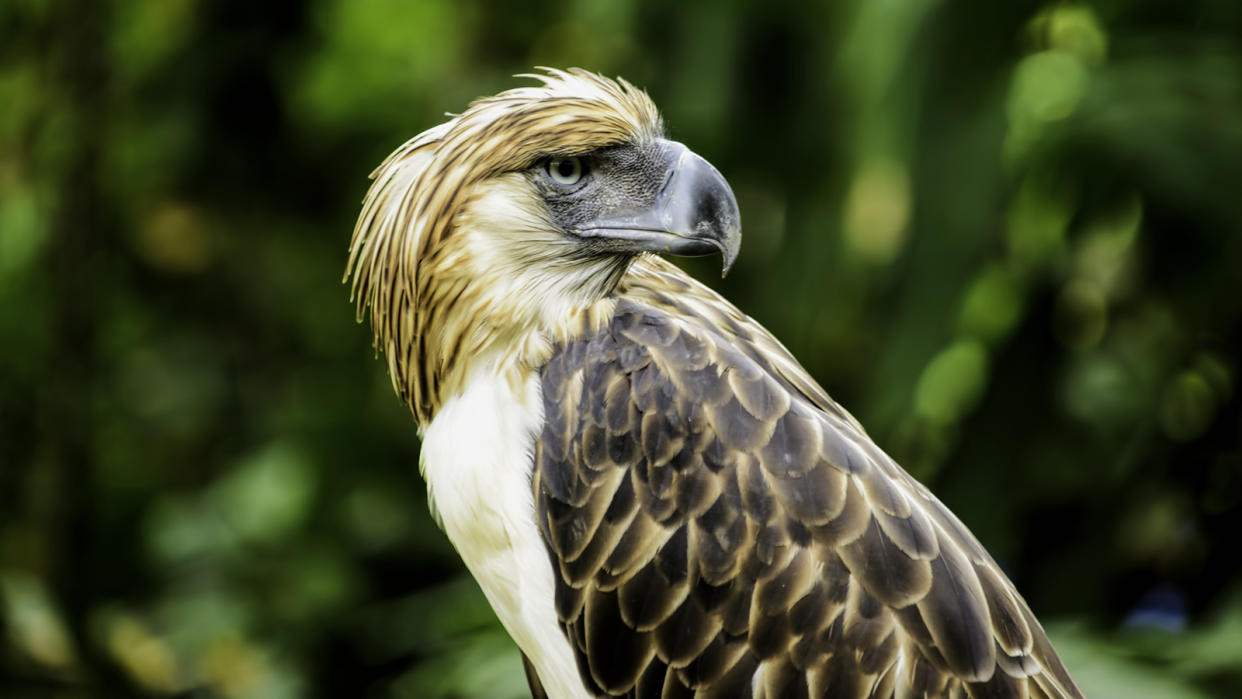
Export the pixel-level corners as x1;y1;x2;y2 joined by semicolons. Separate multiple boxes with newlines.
545;157;586;187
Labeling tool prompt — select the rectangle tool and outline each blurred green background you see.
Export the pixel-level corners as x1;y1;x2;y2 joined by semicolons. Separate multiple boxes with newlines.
2;0;1241;696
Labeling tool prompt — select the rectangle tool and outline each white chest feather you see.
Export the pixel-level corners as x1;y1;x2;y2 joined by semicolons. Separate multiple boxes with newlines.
420;365;590;699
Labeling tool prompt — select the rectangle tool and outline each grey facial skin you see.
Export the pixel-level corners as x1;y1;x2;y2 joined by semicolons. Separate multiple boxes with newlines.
536;139;741;276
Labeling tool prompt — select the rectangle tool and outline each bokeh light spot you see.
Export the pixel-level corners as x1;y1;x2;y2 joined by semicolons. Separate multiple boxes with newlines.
1030;4;1109;65
1009;50;1089;124
1054;280;1108;349
842;158;911;265
212;443;317;545
914;339;990;424
957;263;1025;344
0;572;76;670
1160;370;1218;441
104;613;183;693
137;202;213;274
0;182;44;279
1007;175;1074;267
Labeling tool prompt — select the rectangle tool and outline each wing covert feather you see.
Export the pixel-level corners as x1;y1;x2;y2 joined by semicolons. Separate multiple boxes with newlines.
531;291;1082;698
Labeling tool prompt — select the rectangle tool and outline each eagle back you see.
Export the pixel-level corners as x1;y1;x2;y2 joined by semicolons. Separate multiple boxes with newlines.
530;281;1081;699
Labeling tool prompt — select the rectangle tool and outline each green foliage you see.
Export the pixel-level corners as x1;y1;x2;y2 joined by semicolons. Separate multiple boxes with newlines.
2;0;1241;696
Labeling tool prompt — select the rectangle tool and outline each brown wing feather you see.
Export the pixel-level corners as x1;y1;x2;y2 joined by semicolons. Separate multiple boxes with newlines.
533;280;1082;698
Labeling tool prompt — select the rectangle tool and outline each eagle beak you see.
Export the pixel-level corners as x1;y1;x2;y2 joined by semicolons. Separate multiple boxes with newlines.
576;141;742;276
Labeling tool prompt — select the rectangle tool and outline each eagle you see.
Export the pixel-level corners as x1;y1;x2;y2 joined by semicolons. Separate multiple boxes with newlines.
345;69;1083;699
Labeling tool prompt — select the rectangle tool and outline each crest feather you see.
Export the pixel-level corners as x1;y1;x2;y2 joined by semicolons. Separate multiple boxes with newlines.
345;69;662;422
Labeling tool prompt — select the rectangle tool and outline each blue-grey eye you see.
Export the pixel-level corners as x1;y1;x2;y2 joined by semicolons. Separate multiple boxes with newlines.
546;157;584;186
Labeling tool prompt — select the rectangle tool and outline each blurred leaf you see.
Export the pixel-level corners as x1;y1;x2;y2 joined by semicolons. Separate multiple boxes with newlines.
914;339;989;424
1048;622;1213;699
211;443;317;545
0;570;76;670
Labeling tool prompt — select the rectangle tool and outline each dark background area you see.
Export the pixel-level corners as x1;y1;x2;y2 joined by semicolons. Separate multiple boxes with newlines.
2;0;1241;696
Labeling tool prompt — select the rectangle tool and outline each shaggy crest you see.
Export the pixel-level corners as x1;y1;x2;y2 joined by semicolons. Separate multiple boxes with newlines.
345;68;663;422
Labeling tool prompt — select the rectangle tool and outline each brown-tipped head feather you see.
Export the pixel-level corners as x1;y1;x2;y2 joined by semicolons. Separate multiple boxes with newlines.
345;68;662;423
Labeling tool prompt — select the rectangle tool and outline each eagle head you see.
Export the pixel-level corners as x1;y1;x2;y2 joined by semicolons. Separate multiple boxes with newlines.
346;69;741;423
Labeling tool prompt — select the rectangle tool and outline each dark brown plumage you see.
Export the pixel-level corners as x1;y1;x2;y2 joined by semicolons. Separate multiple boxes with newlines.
532;262;1082;698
